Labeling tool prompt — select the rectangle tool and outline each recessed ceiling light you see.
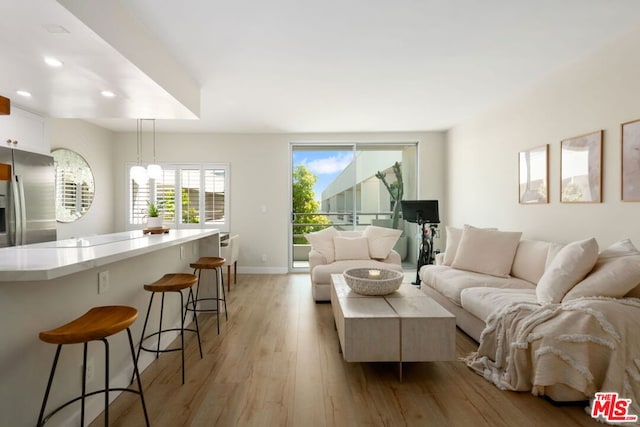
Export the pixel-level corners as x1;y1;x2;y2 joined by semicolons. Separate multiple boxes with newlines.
101;91;116;98
44;57;63;67
16;90;32;98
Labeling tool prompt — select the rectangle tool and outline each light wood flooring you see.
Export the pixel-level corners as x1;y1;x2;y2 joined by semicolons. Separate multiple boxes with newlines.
91;274;600;427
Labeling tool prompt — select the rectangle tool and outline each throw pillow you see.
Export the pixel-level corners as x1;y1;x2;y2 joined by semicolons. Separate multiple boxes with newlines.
333;236;371;261
305;226;338;263
442;226;462;266
451;227;522;278
363;226;402;260
536;237;599;304
442;225;498;266
563;239;640;301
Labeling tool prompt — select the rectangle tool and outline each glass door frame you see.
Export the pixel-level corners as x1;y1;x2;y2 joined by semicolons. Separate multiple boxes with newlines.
288;141;419;272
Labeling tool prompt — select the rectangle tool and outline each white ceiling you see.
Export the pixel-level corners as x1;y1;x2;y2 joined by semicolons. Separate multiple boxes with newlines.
2;0;640;133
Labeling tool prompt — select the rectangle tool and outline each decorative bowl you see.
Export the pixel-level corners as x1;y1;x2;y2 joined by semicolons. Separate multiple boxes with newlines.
343;268;403;296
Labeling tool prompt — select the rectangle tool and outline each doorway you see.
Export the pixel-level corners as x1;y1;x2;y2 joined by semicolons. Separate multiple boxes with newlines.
289;143;418;271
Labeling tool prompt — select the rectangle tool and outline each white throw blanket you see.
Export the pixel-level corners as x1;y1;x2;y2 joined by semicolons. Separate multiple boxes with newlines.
465;297;640;422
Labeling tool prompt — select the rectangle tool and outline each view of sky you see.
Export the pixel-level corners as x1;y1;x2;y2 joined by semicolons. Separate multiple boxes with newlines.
293;150;354;202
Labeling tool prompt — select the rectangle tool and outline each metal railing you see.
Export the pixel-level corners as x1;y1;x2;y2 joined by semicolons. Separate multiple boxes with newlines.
292;211;393;242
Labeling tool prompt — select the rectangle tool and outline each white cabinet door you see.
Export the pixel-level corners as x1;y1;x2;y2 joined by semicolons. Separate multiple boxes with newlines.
0;108;49;155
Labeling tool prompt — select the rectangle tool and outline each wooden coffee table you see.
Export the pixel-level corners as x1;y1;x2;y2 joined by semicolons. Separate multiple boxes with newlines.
330;273;455;379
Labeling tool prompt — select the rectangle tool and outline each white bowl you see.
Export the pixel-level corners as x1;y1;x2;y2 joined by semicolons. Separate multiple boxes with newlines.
343;268;403;296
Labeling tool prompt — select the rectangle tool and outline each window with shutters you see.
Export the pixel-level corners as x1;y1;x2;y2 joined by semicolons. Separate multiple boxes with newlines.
127;163;229;231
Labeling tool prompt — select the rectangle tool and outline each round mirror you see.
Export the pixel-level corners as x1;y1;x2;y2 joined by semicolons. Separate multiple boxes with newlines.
52;148;95;222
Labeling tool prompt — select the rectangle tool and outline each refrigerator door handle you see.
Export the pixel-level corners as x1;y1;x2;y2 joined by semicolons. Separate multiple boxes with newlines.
11;179;21;246
17;176;26;245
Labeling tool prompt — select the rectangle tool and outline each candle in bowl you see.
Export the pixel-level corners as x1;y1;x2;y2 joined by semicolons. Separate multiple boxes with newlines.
368;269;381;278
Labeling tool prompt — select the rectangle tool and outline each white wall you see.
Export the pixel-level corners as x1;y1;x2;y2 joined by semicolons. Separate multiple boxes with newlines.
447;26;640;248
48;119;116;239
112;131;446;272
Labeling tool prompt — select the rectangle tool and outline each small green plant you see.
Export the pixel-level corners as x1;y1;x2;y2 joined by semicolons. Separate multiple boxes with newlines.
148;202;159;218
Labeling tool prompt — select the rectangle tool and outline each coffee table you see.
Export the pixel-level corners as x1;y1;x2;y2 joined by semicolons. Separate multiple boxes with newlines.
330;273;455;379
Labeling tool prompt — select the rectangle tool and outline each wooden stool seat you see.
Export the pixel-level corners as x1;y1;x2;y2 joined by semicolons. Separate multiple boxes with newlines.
39;306;138;345
190;256;225;269
143;273;197;293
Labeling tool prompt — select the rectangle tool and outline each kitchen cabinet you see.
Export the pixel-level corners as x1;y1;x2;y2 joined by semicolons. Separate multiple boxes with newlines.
0;107;49;155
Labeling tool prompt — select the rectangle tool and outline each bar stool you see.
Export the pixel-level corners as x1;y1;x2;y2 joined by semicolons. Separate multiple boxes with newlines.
188;257;228;334
135;273;203;385
37;305;149;427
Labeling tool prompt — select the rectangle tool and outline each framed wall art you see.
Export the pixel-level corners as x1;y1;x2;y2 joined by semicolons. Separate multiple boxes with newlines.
622;119;640;201
518;144;548;204
560;130;602;203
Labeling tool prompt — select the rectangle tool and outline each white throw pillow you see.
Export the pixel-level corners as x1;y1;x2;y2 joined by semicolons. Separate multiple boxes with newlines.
443;225;498;266
305;227;338;263
536;237;599;304
563;239;640;301
451;227;522;278
333;236;371;261
363;226;402;260
442;226;463;266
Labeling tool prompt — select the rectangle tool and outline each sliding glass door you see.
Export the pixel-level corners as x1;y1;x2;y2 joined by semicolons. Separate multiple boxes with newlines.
290;143;417;271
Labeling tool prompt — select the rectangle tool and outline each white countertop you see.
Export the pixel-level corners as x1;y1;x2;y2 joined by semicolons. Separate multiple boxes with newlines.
0;229;219;282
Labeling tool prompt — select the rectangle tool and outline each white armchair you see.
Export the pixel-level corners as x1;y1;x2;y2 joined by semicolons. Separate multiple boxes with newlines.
220;234;240;291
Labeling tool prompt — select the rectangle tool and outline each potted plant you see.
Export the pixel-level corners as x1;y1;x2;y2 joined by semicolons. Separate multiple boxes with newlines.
375;161;407;260
147;202;163;229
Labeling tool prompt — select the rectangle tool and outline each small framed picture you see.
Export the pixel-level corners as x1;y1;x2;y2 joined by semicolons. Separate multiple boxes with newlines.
621;119;640;201
561;130;603;203
518;144;548;204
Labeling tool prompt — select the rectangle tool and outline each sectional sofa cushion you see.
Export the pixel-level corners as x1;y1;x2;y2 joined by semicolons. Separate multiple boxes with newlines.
333;236;370;261
563;239;640;301
305;226;339;263
420;265;535;306
362;225;402;260
451;227;522;278
536;237;599;304
510;239;554;283
461;288;538;322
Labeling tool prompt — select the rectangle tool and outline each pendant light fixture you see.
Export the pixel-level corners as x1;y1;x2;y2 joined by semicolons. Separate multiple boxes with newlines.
146;119;163;180
130;118;148;185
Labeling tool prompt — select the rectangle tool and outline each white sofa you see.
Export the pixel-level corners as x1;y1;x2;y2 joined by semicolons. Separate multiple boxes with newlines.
307;226;404;302
419;226;640;403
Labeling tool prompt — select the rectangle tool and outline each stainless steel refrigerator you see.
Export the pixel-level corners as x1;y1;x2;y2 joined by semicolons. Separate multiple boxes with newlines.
0;146;56;247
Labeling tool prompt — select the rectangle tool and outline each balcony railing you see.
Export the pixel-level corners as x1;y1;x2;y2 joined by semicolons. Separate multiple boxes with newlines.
292;211;393;242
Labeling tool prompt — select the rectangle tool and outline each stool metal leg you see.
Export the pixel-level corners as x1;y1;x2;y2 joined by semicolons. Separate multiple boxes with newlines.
81;342;88;425
126;327;150;426
133;292;155;385
188;287;203;358
179;290;186;384
37;345;62;427
103;338;110;426
219;267;228;321
158;292;165;358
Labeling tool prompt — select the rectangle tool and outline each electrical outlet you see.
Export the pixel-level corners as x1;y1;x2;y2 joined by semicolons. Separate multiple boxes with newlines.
261;254;267;262
98;271;109;294
83;358;95;383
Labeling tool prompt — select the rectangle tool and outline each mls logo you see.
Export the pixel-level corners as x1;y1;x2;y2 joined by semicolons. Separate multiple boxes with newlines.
591;392;638;423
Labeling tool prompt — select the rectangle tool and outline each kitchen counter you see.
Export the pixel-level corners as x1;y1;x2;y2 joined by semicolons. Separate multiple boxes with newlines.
0;229;219;281
0;228;221;426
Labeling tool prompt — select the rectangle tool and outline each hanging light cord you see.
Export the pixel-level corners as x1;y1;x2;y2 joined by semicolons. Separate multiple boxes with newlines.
152;119;156;163
136;118;141;165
